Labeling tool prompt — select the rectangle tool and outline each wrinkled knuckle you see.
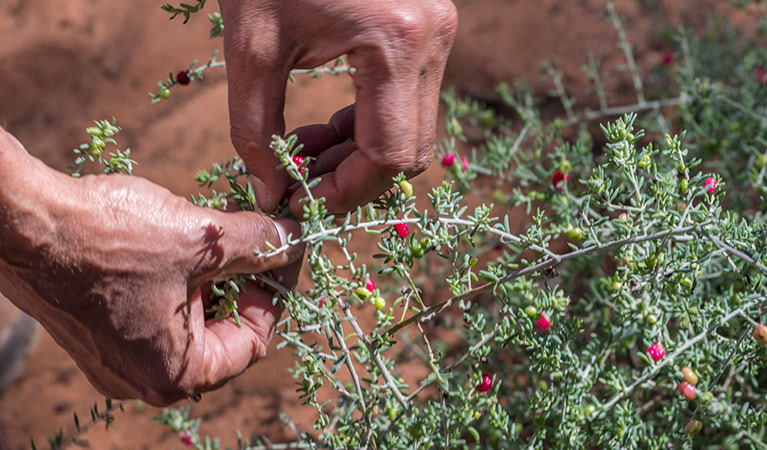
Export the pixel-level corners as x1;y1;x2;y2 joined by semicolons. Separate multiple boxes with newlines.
384;5;429;48
433;0;459;42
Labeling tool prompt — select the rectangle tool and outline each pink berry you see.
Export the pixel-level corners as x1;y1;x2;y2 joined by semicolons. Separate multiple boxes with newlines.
319;296;326;308
364;277;375;291
476;372;493;393
551;170;570;191
756;66;767;84
292;155;306;175
662;51;674;66
647;343;665;362
677;381;696;400
536;313;551;330
460;156;469;172
179;431;193;446
442;153;456;167
394;219;410;238
703;177;716;194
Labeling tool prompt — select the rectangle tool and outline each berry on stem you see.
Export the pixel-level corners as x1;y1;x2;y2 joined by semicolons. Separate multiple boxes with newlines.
677;381;696;400
647;343;665;362
754;323;767;345
684;419;702;436
319;296;327;308
179;431;193;446
373;296;386;310
292;155;306;175
476;373;493;393
536;313;551;330
394;219;410;238
703;176;716;194
552;170;570;191
176;70;191;86
681;367;698;385
460;156;469;172
441;153;456;168
399;180;414;198
364;277;375;292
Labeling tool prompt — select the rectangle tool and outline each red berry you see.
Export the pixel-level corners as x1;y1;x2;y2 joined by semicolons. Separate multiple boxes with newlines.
179;431;193;446
756;66;767;84
394;219;410;238
662;51;674;66
703;176;716;194
536;313;551;330
476;373;493;393
319;296;327;308
754;323;767;345
176;71;191;86
551;170;570;191
460;156;469;172
292;155;306;175
677;381;696;400
364;277;375;291
442;153;456;168
647;343;665;362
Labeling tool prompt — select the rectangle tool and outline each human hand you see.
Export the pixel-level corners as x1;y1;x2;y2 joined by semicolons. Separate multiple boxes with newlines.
0;132;303;405
219;0;458;214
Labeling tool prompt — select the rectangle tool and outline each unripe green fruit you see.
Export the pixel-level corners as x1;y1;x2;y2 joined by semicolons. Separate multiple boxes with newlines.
524;305;539;318
568;227;584;241
756;153;767;169
560;159;572;173
399;180;414;198
373;296;387;310
355;287;372;300
637;154;651;169
680;178;689;194
684;419;702;435
159;87;171;99
677;162;686;174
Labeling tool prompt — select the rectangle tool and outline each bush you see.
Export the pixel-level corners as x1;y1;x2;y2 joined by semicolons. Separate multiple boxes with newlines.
40;1;767;449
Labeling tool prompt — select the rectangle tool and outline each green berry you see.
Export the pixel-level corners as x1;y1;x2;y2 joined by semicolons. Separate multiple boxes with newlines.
637;154;651;169
684;419;702;436
757;153;767;169
680;178;689;194
677;162;686;174
159;87;171;99
355;287;372;300
568;227;584;241
399;180;414;198
524;305;539;318
373;296;387;310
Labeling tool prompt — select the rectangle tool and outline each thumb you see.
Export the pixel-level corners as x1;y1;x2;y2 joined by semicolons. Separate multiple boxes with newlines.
192;210;304;285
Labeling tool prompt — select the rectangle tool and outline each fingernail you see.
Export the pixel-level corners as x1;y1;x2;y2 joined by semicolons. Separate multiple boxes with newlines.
274;218;304;260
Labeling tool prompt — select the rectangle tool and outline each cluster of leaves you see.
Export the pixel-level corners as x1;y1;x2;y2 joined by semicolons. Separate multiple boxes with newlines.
67;118;136;177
